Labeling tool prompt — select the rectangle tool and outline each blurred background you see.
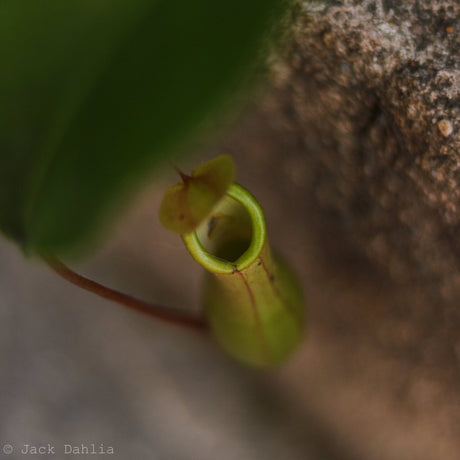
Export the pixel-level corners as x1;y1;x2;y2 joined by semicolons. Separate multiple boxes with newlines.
1;104;459;459
0;146;345;460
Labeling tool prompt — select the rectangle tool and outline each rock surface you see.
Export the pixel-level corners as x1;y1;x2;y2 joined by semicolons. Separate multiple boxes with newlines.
225;0;460;458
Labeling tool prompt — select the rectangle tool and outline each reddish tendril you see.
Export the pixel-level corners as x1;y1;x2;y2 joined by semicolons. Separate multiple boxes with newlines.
43;254;207;333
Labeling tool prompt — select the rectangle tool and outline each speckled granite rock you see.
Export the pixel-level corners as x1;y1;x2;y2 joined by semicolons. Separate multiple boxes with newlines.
286;0;460;302
222;0;460;459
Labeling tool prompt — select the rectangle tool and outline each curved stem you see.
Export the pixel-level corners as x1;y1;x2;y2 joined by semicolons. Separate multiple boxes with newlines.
43;255;207;333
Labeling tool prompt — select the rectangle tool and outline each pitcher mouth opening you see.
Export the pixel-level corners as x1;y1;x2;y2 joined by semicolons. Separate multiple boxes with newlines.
182;184;266;274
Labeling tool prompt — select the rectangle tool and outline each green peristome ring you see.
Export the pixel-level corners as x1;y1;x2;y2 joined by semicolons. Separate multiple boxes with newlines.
182;183;305;367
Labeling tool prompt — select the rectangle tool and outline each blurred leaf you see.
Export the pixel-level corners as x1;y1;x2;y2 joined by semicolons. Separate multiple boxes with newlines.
0;0;283;254
159;155;235;234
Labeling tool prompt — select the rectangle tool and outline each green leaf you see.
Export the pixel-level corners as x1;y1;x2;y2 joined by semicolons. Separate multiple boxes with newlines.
0;0;283;254
159;155;235;234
